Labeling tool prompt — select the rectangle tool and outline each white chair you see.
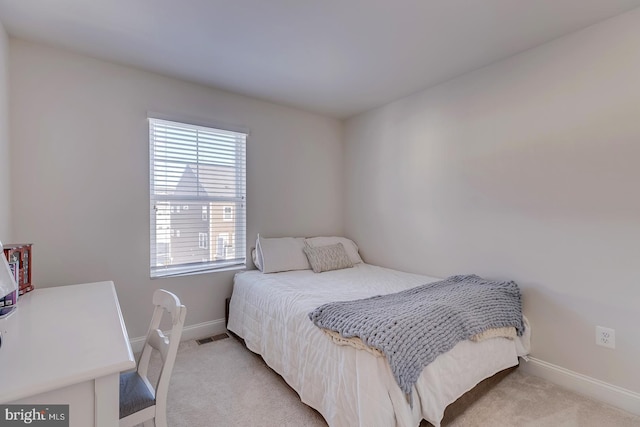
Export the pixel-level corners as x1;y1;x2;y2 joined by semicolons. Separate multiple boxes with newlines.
119;289;187;427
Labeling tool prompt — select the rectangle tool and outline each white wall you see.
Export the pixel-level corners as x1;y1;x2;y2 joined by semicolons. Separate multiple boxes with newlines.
0;21;10;241
345;9;640;394
9;39;344;338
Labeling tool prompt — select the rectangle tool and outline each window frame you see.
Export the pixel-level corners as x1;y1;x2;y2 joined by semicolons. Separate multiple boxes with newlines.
149;117;247;278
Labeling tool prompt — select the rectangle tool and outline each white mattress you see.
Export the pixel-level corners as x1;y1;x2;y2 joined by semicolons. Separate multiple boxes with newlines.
227;263;531;427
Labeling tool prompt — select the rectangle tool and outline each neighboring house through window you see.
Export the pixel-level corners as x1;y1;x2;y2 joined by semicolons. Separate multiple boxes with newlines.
149;118;247;278
223;206;233;221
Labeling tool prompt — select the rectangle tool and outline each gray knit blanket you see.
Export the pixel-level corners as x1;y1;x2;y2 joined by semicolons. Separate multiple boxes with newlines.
308;274;524;402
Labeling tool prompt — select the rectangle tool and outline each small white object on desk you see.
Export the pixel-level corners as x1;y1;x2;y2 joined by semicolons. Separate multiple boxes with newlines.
0;281;136;427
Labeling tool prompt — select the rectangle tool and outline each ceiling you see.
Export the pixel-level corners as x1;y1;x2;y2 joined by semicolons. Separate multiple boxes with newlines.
1;1;639;119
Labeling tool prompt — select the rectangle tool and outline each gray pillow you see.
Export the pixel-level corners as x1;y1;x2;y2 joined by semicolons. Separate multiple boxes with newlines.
303;242;354;273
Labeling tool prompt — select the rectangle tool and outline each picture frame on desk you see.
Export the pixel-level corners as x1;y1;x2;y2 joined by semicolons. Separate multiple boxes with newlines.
2;243;34;296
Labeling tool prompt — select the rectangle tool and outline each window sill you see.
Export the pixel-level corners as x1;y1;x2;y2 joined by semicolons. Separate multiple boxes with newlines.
151;263;246;279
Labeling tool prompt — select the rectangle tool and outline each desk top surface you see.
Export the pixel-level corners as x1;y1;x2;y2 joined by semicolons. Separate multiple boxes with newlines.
0;281;136;402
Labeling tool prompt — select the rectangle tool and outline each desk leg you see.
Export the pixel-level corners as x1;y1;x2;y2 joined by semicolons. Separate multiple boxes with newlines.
95;374;119;427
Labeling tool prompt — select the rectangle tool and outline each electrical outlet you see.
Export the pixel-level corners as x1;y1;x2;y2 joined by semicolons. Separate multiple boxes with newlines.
596;326;615;349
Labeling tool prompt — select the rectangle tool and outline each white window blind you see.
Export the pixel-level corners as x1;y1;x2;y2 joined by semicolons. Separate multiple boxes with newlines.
149;118;247;278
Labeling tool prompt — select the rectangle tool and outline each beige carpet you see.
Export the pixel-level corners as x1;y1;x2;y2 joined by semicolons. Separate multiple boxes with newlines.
148;335;639;426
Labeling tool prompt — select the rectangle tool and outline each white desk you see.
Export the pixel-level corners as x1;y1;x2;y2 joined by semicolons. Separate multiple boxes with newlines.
0;281;135;426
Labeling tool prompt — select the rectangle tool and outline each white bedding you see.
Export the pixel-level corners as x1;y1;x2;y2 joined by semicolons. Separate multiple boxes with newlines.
227;263;531;427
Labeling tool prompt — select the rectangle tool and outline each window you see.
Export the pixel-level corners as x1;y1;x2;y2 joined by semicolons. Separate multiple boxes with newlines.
222;206;233;221
149;118;247;277
198;232;208;249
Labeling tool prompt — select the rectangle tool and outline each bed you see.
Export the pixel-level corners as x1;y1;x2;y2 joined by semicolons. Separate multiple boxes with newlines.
227;237;530;427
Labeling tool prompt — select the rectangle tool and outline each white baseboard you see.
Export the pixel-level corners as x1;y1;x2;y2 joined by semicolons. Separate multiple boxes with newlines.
129;318;227;354
520;356;640;416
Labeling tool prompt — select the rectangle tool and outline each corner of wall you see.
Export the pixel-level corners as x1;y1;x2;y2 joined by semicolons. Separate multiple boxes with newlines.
0;21;12;241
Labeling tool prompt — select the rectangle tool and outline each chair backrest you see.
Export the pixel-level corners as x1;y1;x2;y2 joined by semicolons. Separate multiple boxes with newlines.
136;289;187;408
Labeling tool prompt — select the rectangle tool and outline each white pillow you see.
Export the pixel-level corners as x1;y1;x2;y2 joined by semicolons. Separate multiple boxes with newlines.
256;235;311;273
251;247;262;271
304;236;363;264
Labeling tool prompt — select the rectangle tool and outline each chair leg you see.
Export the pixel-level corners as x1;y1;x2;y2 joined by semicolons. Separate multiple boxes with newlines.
154;412;167;427
155;413;167;427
